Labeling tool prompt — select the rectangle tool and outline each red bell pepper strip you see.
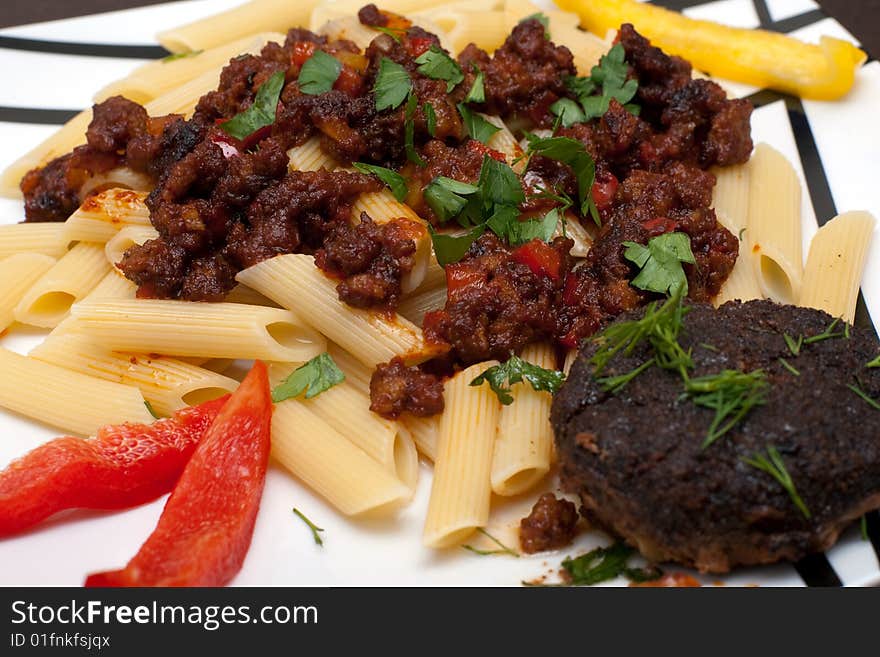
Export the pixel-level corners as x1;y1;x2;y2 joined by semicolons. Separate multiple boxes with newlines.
0;396;229;537
85;361;272;587
512;239;563;281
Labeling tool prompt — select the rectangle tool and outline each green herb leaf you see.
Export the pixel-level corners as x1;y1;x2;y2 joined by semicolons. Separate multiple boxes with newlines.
404;93;426;166
477;155;524;209
415;46;463;92
297;50;342;95
685;369;769;448
371;25;403;42
353;162;408;202
144;400;161;420
462;528;519;557
464;65;486;103
520;12;550;39
596;358;656;394
550;98;587;128
429;224;485;267
524;135;597;222
561;542;662;586
271;353;345;402
470;354;566;404
848;380;880;410
219;70;285;141
424;177;479;224
743;446;811;519
293;508;324;546
778;357;800;376
803;317;847;344
423;102;437;137
373;57;411;111
783;333;803;356
458;103;501;144
162;49;203;63
564;43;640;121
491;207;560;246
623;232;696;296
868;354;880;368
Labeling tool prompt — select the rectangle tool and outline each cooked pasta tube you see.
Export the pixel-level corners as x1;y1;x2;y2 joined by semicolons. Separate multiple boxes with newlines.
423;361;502;548
0;347;153;436
0;223;69;260
747;143;803;304
713;163;763;306
14;242;110;328
350;193;430;292
398;284;447;326
80;270;137;302
401;414;439;462
287;137;340;172
560;212;593;258
563;348;578;375
491;343;554;496
271;401;413;516
224;284;280;307
418;254;446;292
104;225;159;269
504;0;580;31
327;343;373;394
68;298;325;362
0;254;56;331
482;114;525;171
0;110;91;199
30;334;238;417
416;9;510;54
317;15;385;51
269;365;419;490
95;33;284;104
549;22;610;75
158;0;319;53
799;211;876;323
310;0;499;30
61;188;150;244
236;254;444;367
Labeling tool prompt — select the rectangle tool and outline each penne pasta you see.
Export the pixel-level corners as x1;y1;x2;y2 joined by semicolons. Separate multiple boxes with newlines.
271;400;413;516
158;0;319;53
563;348;579;375
80;270;137;301
104;225;159;270
61;188;151;244
317;15;386;51
491;343;554;496
398;284;447;327
401;414;439;462
423;361;501;548
799;211;876;323
236;254;444;367
549;22;610;74
482;114;525;171
0;347;153;436
287;137;340;172
560;212;593;258
327;343;373;394
712;163;763;305
417;9;510;54
747;143;803;304
14;242;110;328
224;284;281;308
68;298;326;362
0;254;57;332
30;334;238;417
418;254;447;292
0;223;69;260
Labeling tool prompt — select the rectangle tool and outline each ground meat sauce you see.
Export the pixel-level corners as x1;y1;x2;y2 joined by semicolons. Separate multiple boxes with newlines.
519;493;580;554
19;10;751;418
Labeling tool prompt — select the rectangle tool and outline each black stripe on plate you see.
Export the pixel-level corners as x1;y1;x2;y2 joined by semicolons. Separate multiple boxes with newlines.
765;9;827;35
752;0;774;28
649;0;714;10
0;36;167;59
0;106;79;125
794;553;844;587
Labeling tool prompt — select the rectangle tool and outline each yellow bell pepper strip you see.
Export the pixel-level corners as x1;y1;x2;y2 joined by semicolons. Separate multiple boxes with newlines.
555;0;866;100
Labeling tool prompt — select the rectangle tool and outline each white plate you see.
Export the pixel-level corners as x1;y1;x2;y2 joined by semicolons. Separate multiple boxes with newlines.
0;0;878;587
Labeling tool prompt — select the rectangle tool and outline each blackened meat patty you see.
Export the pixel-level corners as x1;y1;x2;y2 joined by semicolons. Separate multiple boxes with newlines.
551;300;880;573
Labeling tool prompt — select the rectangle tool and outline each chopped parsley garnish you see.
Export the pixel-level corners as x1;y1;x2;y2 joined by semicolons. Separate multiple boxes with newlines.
371;25;403;42
162;49;203;63
848;380;880;410
493;208;560;247
564;43;640;122
293;508;324;546
404;93;426;166
520;12;550;39
783;333;803;356
803;317;847;345
470;354;565;405
464;65;486;103
524;135;599;224
555;543;662;586
743;446;811;519
462;528;519;557
297;50;342;95
373;57;411;111
429;224;485;267
423;102;437;137
685;369;769;448
144;400;161;420
868;354;880;368
596;357;656;394
549;98;587;128
353;162;408;202
623;232;695;297
415;46;463;92
778;357;800;376
219;70;285;141
458;104;500;144
271;353;345;403
424;177;479;223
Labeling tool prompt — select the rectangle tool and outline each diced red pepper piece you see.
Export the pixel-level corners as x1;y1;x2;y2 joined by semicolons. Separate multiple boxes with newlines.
642;216;677;236
591;171;619;211
407;36;434;58
333;65;364;96
0;396;229;537
512;239;562;281
445;261;485;296
562;272;581;306
467;139;507;163
85;362;272;587
291;41;317;67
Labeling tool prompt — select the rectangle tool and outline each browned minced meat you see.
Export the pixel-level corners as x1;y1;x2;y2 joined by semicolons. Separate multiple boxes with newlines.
458;19;575;126
424;234;572;363
357;3;387;27
369;357;445;419
520;493;579;554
